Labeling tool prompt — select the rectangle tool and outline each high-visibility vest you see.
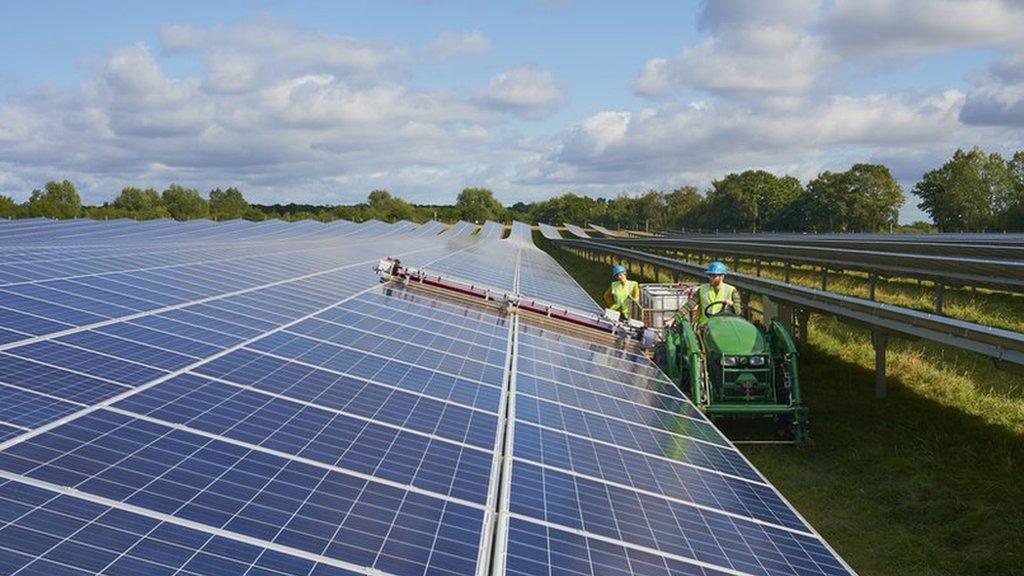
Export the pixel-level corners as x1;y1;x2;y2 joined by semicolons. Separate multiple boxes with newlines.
696;283;736;325
609;280;638;319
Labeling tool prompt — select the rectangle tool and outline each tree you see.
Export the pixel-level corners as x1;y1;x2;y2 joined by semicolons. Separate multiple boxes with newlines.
112;187;165;219
455;187;504;222
802;164;903;232
243;206;267;221
634;190;667;232
663;186;704;231
366;190;415;222
801;171;847;232
530;193;604;226
0;195;16;219
914;148;1016;231
209;187;248;220
161;184;209;221
27;180;81;219
605;194;640;230
705;170;801;232
844;164;904;231
1002;151;1024;231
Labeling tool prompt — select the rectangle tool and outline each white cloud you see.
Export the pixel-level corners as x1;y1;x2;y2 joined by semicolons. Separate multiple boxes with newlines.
633;27;829;98
822;0;1024;58
423;31;490;61
699;0;821;30
475;66;566;118
527;91;969;186
634;0;829;99
5;5;1024;217
160;18;408;93
0;19;530;205
961;53;1024;126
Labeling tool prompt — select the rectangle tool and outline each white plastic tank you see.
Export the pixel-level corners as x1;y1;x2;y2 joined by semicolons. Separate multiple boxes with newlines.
637;283;695;327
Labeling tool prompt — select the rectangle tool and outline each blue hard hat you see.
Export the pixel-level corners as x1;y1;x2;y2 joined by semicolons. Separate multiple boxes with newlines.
611;264;627;278
706;261;728;276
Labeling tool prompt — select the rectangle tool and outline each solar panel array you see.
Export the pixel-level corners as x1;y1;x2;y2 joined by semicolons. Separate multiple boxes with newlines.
0;217;855;576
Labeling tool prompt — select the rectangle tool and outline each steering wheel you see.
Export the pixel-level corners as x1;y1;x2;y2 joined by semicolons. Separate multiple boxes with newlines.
703;300;736;318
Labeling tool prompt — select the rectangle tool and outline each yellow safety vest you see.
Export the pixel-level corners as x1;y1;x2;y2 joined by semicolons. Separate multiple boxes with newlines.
609;280;638;319
696;283;736;325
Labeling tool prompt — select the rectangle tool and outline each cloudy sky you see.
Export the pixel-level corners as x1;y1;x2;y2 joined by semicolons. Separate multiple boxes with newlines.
2;0;1024;221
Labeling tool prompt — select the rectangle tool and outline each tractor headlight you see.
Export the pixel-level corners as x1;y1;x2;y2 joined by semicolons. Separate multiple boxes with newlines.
723;356;739;366
749;356;766;366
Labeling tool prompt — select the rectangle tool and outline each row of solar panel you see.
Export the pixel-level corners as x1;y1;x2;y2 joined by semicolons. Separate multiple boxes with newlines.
1;219;854;575
0;218;461;246
1;227;516;575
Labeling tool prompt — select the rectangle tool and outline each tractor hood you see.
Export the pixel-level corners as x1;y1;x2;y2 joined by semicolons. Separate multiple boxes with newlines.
705;316;766;355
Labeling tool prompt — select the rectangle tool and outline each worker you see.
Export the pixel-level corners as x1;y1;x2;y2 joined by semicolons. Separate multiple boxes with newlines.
666;261;741;328
603;264;639;320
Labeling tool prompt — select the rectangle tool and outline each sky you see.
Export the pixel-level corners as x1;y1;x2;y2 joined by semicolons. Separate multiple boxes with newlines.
2;1;1024;222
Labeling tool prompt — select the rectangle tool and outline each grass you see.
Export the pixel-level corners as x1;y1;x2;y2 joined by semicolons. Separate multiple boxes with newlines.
534;231;1024;576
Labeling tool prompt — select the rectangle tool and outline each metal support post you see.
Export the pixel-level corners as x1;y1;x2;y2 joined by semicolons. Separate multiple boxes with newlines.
821;267;828;291
871;331;888;399
797;309;810;349
868;273;877;300
778;303;795;336
756;260;762;277
784;262;791;283
934;283;944;314
732;256;740;273
741;291;751;320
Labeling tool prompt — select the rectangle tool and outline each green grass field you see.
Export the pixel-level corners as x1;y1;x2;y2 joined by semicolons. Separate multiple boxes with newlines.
534;232;1024;576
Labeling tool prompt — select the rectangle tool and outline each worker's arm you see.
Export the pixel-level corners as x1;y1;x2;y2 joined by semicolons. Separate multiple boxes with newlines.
630;282;640;301
603;286;613;306
730;287;742;314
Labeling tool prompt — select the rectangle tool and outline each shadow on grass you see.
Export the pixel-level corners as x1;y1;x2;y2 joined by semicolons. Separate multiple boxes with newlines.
746;345;1024;576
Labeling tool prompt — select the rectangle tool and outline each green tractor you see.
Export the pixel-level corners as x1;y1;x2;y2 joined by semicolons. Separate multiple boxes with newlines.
644;289;810;444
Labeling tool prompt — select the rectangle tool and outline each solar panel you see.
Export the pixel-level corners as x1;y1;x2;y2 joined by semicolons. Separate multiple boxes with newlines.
537;223;563;240
589;224;620;237
562;223;591;238
0;218;855;575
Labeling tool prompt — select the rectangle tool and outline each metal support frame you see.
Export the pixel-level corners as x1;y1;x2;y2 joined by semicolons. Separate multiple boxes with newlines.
934;283;944;314
784;262;791;283
778;303;795;336
756;260;762;277
554;239;1024;377
821;267;828;291
797;309;810;348
868;273;877;300
871;331;888;398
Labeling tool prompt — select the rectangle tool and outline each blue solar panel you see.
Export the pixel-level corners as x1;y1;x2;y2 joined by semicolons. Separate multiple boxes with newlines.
0;425;24;444
112;376;494;504
0;384;81;429
5;340;168;387
510;460;849;576
0;410;488;575
505;516;737;576
0;354;130;404
0;479;365;576
0;218;853;575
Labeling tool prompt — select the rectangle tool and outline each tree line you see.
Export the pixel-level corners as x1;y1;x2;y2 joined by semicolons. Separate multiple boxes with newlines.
2;147;1022;232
